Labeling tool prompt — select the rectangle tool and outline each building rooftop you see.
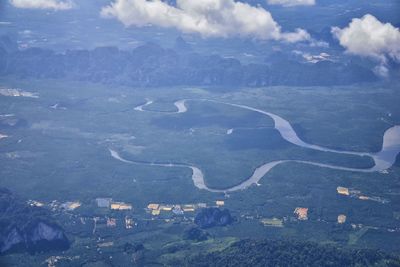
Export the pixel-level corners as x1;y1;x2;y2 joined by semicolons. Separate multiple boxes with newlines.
294;207;308;220
337;186;350;196
61;201;81;211
110;202;132;210
337;214;347;224
216;200;225;206
147;203;160;210
152;209;160;216
106;218;117;227
96;198;112;208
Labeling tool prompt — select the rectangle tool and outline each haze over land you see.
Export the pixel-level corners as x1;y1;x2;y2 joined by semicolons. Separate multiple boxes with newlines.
0;0;400;266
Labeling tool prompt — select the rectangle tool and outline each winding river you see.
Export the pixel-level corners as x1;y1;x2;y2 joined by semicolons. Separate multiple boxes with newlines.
134;99;187;113
109;99;400;193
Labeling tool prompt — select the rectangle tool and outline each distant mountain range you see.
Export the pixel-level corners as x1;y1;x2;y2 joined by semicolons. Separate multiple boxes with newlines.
0;37;382;87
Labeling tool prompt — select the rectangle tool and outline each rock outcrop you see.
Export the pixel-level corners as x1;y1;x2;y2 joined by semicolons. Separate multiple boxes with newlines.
0;188;69;254
194;207;233;229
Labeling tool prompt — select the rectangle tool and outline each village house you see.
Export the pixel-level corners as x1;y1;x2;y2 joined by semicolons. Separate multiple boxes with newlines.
294;207;308;220
337;214;347;224
110;202;133;211
337;186;350;196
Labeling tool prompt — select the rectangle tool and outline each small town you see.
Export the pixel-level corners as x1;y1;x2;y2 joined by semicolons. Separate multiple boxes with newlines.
24;182;398;249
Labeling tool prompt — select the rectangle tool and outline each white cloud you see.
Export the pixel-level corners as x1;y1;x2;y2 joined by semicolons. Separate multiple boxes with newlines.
293;50;331;63
280;28;310;42
309;39;329;48
373;64;389;78
332;14;400;63
267;0;315;7
101;0;310;42
10;0;74;10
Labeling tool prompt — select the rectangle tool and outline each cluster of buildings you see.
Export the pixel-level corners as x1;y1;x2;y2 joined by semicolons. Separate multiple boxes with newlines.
27;200;45;207
337;186;388;204
61;201;82;211
0;87;38;98
292;194;349;224
104;216;134;229
45;255;80;267
149;204;196;216
92;215;136;231
28;199;82;212
96;198;133;211
28;197;133;214
146;200;224;216
260;207;347;227
335;185;393;225
28;193;353;231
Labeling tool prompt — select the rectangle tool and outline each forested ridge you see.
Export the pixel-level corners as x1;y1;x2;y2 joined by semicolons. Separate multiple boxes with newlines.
183;239;400;267
0;37;379;87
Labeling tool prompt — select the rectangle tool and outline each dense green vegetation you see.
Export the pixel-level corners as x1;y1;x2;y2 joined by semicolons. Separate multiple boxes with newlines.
184;239;400;267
